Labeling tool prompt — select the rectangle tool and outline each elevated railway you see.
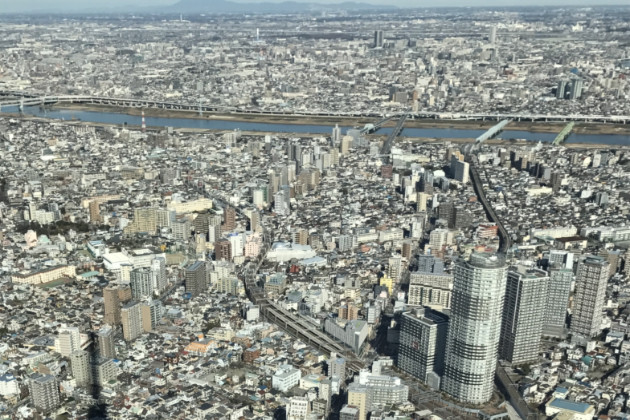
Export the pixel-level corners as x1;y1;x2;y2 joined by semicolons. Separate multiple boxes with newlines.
552;122;575;145
380;114;408;160
469;164;512;253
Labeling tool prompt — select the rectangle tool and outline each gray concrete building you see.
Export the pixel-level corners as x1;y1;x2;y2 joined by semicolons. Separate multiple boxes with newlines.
500;266;548;365
398;308;449;389
571;255;610;338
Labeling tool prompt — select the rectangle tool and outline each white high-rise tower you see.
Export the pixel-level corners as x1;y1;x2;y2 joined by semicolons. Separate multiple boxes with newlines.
441;253;507;404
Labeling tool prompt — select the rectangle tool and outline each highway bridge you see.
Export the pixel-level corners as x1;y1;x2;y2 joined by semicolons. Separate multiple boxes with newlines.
1;91;629;124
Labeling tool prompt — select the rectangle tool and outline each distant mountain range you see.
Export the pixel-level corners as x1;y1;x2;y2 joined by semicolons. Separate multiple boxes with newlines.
166;0;396;14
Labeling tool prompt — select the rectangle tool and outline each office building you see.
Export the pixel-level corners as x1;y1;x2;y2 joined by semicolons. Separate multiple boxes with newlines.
337;234;354;252
438;202;455;227
329;356;346;379
124;207;163;234
332;124;342;145
214;238;232;261
571;255;610;338
252;188;266;208
409;258;452;310
417;255;445;274
130;267;153;300
381;164;393;179
600;248;621;278
121;301;143;341
339;405;360;420
324;319;369;354
419;175;433;194
118;284;132;302
416;193;429;212
338;303;359;321
373;30;384;48
489;26;497;44
557;80;568;99
229;232;245;257
387;256;403;283
551;171;564;192
340;135;353;155
499;266;549;365
97;325;116;359
274;190;290;216
272;364;301;392
185;261;207;297
570;78;584;100
548;250;574;269
248;210;260;231
208;215;222;243
70;350;92;388
398;308;449;389
347;384;368;420
55;327;81;357
428;229;449;249
91;357;117;387
151;257;167;293
544;266;573;337
141;300;162;332
350;370;408;418
453;206;473;229
28;373;60;412
287;396;310;420
89;200;101;224
103;286;121;326
291;228;309;245
442;253;507;404
408;272;452;310
223;206;236;231
172;219;191;241
401;240;414;261
450;156;470;183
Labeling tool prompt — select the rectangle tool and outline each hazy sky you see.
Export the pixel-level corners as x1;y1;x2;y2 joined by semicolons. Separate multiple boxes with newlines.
0;0;622;13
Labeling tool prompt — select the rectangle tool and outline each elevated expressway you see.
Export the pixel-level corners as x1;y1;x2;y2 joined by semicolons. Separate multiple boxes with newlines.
1;91;628;124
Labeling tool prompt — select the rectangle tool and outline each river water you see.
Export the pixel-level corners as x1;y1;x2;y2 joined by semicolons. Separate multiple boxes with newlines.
2;105;630;145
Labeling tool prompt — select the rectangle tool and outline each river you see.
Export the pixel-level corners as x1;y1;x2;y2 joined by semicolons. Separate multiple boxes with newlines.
2;105;630;145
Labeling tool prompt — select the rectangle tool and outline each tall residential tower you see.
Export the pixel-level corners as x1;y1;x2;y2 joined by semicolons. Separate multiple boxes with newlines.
571;255;610;338
441;253;507;404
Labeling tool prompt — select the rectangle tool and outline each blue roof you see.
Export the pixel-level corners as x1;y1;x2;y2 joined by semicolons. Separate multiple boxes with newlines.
555;387;568;394
549;398;591;413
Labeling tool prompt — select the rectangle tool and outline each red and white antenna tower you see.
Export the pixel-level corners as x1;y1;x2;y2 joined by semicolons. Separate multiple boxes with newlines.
141;110;146;133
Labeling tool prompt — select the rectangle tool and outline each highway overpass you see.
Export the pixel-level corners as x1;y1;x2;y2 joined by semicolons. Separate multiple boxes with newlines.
1;91;629;124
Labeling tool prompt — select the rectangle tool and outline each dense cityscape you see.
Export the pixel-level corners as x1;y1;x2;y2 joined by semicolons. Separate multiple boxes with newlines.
1;3;630;420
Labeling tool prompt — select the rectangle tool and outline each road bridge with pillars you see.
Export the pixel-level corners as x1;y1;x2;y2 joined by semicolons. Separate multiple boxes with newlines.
2;91;628;123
